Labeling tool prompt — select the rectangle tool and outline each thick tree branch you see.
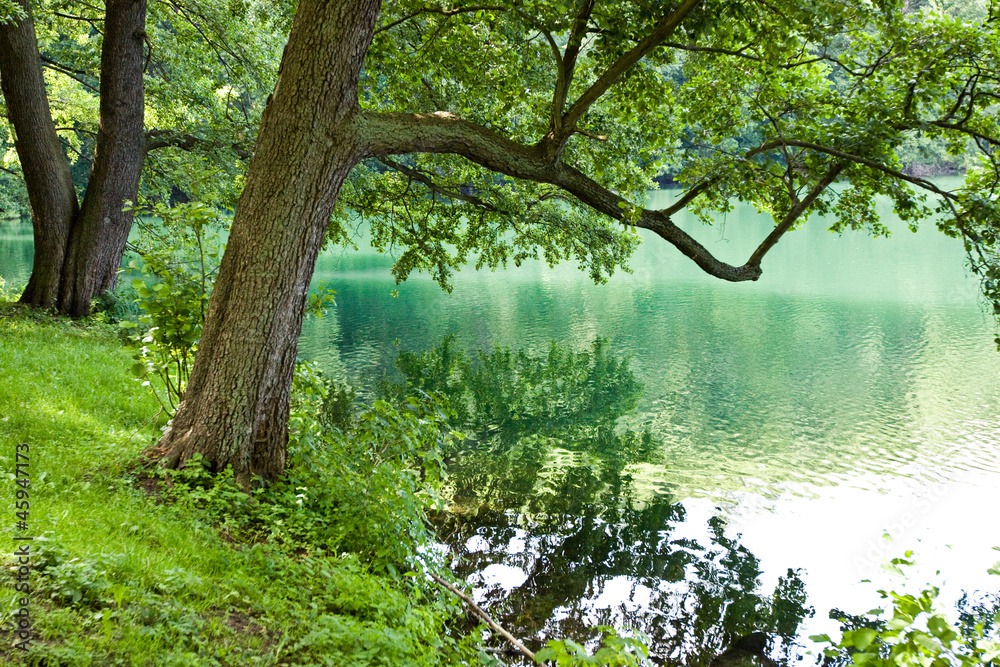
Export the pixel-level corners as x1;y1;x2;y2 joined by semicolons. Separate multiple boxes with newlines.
555;0;701;152
550;0;596;137
657;178;717;216
354;110;763;281
746;162;843;267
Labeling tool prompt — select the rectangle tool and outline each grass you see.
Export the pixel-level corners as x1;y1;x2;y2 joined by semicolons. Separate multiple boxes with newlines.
0;302;483;666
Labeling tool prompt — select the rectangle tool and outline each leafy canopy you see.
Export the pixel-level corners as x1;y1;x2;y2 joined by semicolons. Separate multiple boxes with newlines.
333;0;1000;332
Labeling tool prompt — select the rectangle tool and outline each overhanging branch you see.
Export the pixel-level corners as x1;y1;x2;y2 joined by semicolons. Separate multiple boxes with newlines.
746;162;844;267
355;110;767;282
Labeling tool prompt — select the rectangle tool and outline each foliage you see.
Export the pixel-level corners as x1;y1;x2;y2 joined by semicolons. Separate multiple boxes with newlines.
153;360;458;574
812;553;1000;667
91;285;141;325
535;627;654;666
120;201;226;415
339;0;999;291
336;159;642;291
0;276;21;301
1;0;288;210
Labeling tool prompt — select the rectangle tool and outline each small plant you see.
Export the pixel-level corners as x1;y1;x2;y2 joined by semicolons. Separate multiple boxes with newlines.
0;276;20;301
812;552;1000;667
91;285;140;324
535;627;654;666
120;201;225;415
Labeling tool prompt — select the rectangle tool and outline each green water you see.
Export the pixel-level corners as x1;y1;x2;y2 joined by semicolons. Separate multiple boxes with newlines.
4;192;999;661
302;191;1000;499
300;191;1000;658
0;222;32;290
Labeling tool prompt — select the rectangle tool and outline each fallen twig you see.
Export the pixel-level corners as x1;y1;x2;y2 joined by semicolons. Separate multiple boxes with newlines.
428;571;536;662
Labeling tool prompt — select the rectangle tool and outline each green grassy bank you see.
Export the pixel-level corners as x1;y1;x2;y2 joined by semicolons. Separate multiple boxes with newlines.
0;303;483;666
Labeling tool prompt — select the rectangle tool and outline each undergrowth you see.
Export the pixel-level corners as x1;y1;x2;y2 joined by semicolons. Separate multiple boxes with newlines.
0;303;491;666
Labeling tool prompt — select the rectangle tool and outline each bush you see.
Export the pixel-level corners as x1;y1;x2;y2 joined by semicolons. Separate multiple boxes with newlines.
120;202;226;415
158;361;456;575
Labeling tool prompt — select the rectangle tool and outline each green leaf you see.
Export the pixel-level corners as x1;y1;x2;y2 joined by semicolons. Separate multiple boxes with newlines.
913;633;942;653
887;617;912;631
854;628;877;651
535;647;557;662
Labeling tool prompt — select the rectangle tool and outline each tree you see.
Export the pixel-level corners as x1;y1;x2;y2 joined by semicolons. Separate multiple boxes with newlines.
150;0;1000;485
0;0;145;315
0;0;279;315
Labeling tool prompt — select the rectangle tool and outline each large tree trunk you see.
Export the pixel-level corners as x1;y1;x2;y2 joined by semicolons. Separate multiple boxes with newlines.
150;0;381;486
0;0;78;309
0;0;147;316
59;0;147;317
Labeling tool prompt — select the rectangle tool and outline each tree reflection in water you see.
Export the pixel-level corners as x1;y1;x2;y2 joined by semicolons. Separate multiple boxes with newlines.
435;439;814;666
383;336;813;664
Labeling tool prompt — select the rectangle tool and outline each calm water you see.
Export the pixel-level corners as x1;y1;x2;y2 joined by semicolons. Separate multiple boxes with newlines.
3;190;999;662
302;190;1000;660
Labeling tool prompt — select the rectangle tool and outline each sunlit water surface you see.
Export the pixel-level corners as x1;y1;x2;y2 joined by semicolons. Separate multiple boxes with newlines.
301;190;1000;659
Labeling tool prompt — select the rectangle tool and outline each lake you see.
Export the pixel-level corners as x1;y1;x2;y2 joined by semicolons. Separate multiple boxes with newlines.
3;189;999;663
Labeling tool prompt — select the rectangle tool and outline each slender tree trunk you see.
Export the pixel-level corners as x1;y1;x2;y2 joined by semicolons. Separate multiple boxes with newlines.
60;0;147;317
150;0;381;485
0;0;78;309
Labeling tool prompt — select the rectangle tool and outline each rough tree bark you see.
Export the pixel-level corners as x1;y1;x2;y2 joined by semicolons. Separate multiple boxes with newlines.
0;0;147;316
149;0;381;485
59;0;147;316
0;0;78;309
